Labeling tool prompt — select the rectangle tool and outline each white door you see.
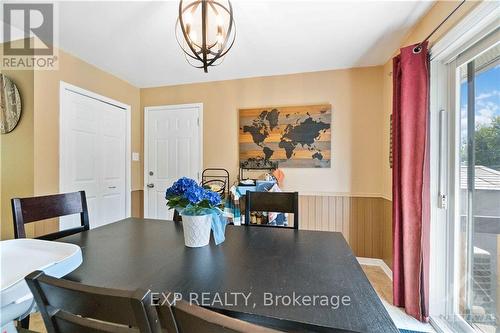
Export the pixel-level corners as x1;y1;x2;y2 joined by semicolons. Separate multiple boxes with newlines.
144;104;202;220
60;85;129;229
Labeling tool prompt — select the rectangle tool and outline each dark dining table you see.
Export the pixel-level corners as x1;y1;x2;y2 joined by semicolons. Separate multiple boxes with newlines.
59;218;398;333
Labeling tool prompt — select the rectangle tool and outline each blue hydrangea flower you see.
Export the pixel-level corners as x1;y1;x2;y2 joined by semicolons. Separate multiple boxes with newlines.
166;177;199;198
165;186;178;198
203;190;221;206
185;185;205;204
176;177;198;192
166;177;222;211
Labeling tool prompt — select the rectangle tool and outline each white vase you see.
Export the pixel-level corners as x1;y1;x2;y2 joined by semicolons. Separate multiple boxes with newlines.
181;214;212;247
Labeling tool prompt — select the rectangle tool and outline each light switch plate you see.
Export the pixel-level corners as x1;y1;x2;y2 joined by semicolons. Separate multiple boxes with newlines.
132;152;140;161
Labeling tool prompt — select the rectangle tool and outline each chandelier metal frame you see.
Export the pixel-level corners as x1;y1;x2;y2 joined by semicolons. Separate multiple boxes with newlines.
176;0;236;73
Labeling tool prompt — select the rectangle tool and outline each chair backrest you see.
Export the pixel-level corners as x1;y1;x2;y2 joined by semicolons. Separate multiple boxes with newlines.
201;168;230;199
25;271;161;333
11;191;90;240
245;191;299;229
164;300;281;333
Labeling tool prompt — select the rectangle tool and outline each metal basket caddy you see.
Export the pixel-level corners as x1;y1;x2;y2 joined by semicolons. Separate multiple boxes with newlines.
201;168;230;199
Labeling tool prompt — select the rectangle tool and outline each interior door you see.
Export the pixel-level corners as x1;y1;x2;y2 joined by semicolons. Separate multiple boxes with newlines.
144;105;201;220
100;102;127;227
60;88;127;229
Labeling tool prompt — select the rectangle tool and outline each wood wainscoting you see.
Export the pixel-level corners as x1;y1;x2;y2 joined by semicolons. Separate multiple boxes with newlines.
131;190;144;218
299;195;392;269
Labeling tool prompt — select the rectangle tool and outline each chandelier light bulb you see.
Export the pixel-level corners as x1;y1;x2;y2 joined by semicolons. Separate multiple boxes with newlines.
217;33;224;44
184;12;193;25
189;30;197;45
216;14;224;27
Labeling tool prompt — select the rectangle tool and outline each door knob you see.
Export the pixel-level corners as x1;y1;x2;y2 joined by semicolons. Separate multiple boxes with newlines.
147;183;155;188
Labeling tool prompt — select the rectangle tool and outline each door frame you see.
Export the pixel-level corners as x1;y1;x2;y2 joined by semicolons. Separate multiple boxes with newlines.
428;2;499;332
143;103;204;218
59;81;132;218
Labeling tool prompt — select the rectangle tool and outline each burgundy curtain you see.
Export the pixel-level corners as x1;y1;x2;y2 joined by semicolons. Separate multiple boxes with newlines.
392;41;430;322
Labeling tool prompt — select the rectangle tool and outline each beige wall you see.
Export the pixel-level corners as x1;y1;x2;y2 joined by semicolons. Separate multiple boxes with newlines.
1;41;36;239
1;47;141;238
141;68;392;263
31;49;141;234
1;0;480;246
141;66;385;196
34;48;142;193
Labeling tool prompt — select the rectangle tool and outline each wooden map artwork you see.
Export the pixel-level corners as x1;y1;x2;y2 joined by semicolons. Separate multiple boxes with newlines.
239;104;331;168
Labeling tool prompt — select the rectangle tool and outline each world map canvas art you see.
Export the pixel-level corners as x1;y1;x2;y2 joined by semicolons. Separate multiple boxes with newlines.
239;104;332;168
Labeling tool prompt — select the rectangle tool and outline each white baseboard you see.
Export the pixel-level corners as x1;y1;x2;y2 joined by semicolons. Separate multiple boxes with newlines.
357;257;393;281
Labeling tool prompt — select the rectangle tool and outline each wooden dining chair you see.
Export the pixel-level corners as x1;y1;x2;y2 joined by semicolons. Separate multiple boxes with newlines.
11;191;90;240
160;300;281;333
244;191;299;229
25;271;162;333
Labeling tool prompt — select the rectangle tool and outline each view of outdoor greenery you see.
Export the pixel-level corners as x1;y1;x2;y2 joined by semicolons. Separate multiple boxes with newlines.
460;64;500;170
475;116;500;171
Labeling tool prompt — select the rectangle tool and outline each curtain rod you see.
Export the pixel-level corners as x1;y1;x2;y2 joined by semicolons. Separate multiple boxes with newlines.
413;0;466;54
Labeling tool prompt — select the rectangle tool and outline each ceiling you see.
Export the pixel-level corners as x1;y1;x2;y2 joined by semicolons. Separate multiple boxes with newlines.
17;1;435;87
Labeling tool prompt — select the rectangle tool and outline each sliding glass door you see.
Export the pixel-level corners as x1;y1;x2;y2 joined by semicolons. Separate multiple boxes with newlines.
453;35;499;333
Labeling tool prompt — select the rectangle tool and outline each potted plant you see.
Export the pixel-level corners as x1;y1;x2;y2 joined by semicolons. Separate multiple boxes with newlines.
165;177;226;247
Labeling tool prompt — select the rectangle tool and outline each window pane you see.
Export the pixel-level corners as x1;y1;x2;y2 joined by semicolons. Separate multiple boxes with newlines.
457;43;499;333
458;61;470;323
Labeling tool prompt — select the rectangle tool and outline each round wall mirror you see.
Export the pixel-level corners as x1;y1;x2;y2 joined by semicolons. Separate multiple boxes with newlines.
0;74;22;134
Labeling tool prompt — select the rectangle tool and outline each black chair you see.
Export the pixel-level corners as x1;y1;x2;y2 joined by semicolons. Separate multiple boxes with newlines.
12;191;90;329
11;191;90;241
244;191;299;229
160;300;281;333
25;271;161;333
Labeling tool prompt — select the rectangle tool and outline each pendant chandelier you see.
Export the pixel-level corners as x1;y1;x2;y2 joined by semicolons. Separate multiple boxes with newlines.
176;0;236;73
